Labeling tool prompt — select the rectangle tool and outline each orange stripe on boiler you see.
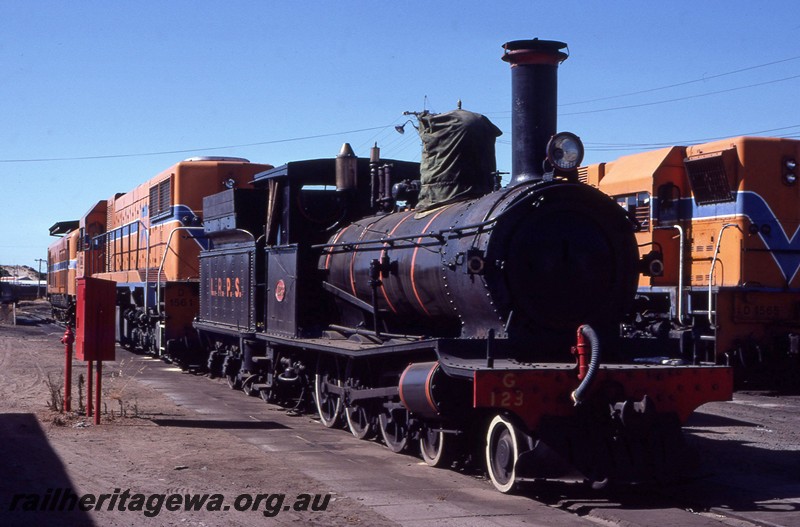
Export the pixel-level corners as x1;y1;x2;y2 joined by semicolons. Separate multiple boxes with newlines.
350;220;379;298
324;226;349;271
411;207;450;317
379;211;414;315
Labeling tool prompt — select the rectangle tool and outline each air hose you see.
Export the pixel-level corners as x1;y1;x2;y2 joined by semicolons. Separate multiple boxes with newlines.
571;324;600;406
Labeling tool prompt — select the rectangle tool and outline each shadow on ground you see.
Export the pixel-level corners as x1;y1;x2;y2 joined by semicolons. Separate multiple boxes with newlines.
512;410;800;526
0;413;96;526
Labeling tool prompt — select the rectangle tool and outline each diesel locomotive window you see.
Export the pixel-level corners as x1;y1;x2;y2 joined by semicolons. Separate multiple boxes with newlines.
684;152;734;205
149;178;172;219
615;192;651;231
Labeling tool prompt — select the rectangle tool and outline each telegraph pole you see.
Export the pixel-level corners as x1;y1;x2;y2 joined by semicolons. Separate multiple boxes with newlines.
35;258;46;299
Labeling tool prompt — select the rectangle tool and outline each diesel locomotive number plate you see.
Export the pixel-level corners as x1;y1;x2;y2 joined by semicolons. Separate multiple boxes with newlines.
733;292;787;322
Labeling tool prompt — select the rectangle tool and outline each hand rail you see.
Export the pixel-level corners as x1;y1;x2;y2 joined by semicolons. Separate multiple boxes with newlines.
707;223;742;325
655;224;685;323
156;226;206;315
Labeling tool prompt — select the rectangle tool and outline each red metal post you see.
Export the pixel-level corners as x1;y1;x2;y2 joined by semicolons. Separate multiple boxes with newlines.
60;326;74;412
94;361;102;426
86;360;93;417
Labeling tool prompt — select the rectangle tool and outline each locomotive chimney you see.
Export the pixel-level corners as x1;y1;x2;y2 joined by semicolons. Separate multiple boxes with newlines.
502;38;568;185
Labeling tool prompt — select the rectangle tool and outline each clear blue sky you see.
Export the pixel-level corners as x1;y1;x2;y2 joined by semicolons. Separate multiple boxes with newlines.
2;1;799;268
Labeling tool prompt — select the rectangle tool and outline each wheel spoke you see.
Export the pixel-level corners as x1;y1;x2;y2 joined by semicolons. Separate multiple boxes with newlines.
226;373;241;390
345;402;375;439
419;424;456;468
379;409;409;453
343;358;375;439
241;374;259;397
315;356;342;428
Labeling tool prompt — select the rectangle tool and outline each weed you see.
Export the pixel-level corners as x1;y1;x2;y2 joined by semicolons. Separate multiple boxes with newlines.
102;358;144;419
44;373;63;412
77;374;85;414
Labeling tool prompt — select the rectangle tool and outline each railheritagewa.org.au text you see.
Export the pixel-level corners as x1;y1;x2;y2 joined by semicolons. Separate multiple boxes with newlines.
7;488;332;518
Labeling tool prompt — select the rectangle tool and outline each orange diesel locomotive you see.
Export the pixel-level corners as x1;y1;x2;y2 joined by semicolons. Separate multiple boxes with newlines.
584;137;800;386
47;157;272;353
47;224;80;321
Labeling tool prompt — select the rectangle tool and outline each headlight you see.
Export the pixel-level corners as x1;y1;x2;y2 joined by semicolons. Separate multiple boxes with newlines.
546;132;584;171
784;158;797;185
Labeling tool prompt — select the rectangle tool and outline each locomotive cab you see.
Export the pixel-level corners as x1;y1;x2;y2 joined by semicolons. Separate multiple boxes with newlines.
250;156;421;338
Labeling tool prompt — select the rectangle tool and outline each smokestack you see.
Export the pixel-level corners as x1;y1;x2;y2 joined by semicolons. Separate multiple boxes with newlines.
502;38;568;185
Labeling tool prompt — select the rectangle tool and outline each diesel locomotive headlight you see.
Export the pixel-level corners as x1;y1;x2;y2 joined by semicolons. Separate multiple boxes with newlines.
784;158;797;185
546;132;584;171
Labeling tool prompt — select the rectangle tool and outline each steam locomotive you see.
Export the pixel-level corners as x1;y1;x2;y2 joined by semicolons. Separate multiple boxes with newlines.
190;39;732;491
48;39;733;492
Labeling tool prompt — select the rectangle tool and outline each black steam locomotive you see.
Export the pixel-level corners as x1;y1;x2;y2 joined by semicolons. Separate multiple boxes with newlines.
186;39;732;492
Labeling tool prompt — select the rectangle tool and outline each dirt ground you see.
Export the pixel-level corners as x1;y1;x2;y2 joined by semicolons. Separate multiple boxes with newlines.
0;301;398;527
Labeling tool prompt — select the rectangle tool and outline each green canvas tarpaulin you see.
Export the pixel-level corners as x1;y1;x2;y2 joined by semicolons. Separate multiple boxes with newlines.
416;109;502;212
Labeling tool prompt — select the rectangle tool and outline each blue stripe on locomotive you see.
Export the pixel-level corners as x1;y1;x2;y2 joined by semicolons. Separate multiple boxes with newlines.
656;191;800;282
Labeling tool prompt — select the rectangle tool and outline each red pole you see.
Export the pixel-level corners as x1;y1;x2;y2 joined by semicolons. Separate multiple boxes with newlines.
94;361;102;425
60;327;74;413
86;360;93;417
